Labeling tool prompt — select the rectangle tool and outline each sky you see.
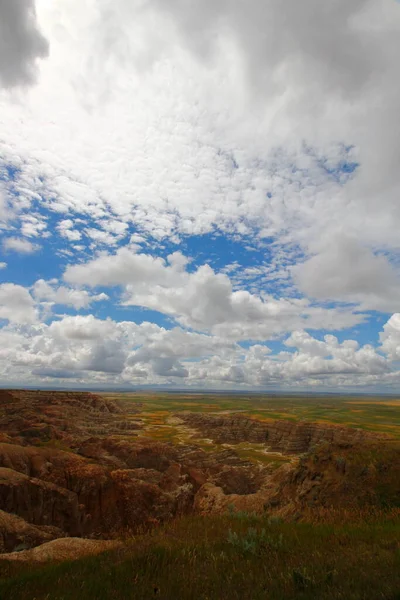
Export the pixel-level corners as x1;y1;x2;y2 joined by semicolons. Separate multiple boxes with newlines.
0;0;400;392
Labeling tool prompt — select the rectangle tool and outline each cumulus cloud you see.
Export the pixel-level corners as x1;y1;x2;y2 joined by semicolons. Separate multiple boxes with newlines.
380;314;400;361
189;330;389;389
32;279;108;310
64;247;365;340
127;325;237;379
0;283;37;323
0;183;13;225
0;315;236;383
292;235;400;312
0;0;49;88
0;313;391;389
56;219;82;242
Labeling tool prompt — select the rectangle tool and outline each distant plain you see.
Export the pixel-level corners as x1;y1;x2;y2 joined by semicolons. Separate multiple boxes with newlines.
100;393;400;466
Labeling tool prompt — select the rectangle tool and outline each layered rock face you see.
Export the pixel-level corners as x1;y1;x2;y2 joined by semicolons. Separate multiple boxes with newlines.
177;412;382;453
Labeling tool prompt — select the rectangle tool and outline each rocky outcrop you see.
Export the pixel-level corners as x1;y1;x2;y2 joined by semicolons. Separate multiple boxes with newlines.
0;467;85;535
0;434;268;541
264;439;400;516
0;390;138;447
177;412;383;453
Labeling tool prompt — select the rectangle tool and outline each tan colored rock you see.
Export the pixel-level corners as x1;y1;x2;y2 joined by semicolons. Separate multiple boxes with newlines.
0;537;122;562
193;482;269;515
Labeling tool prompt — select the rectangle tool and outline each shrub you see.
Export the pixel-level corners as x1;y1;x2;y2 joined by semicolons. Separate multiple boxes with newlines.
226;504;259;522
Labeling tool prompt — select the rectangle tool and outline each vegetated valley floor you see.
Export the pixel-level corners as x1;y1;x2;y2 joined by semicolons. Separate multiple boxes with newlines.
0;390;399;600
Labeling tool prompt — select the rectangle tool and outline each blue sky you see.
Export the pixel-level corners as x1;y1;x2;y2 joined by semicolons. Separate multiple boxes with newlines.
0;0;400;392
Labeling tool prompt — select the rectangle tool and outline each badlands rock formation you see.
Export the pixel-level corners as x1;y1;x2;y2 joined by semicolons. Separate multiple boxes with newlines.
0;390;397;560
0;389;137;447
0;391;272;553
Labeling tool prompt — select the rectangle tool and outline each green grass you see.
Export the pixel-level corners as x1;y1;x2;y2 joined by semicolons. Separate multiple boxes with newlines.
1;514;400;600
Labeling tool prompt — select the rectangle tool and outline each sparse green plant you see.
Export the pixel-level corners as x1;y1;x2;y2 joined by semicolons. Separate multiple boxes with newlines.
227;527;284;555
226;504;259;522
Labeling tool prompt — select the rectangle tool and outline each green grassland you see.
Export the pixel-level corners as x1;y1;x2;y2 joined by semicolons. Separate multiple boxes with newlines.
1;513;400;600
104;391;400;438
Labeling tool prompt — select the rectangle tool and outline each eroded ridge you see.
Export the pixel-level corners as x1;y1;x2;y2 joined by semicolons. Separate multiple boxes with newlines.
176;412;384;453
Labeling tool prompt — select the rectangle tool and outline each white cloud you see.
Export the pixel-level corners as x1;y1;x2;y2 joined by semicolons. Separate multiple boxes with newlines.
63;229;82;242
0;283;37;323
32;279;108;310
64;246;170;287
0;262;7;270
101;220;128;236
292;234;400;312
0;0;396;252
64;247;365;340
380;313;400;361
0;182;13;225
0;315;236;382
0;312;395;390
85;228;120;247
56;219;82;241
20;214;48;238
185;330;389;389
3;237;39;254
0;0;400;389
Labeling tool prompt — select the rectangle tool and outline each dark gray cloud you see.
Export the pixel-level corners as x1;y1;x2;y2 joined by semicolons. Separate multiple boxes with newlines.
147;0;381;96
0;0;49;88
32;368;78;379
